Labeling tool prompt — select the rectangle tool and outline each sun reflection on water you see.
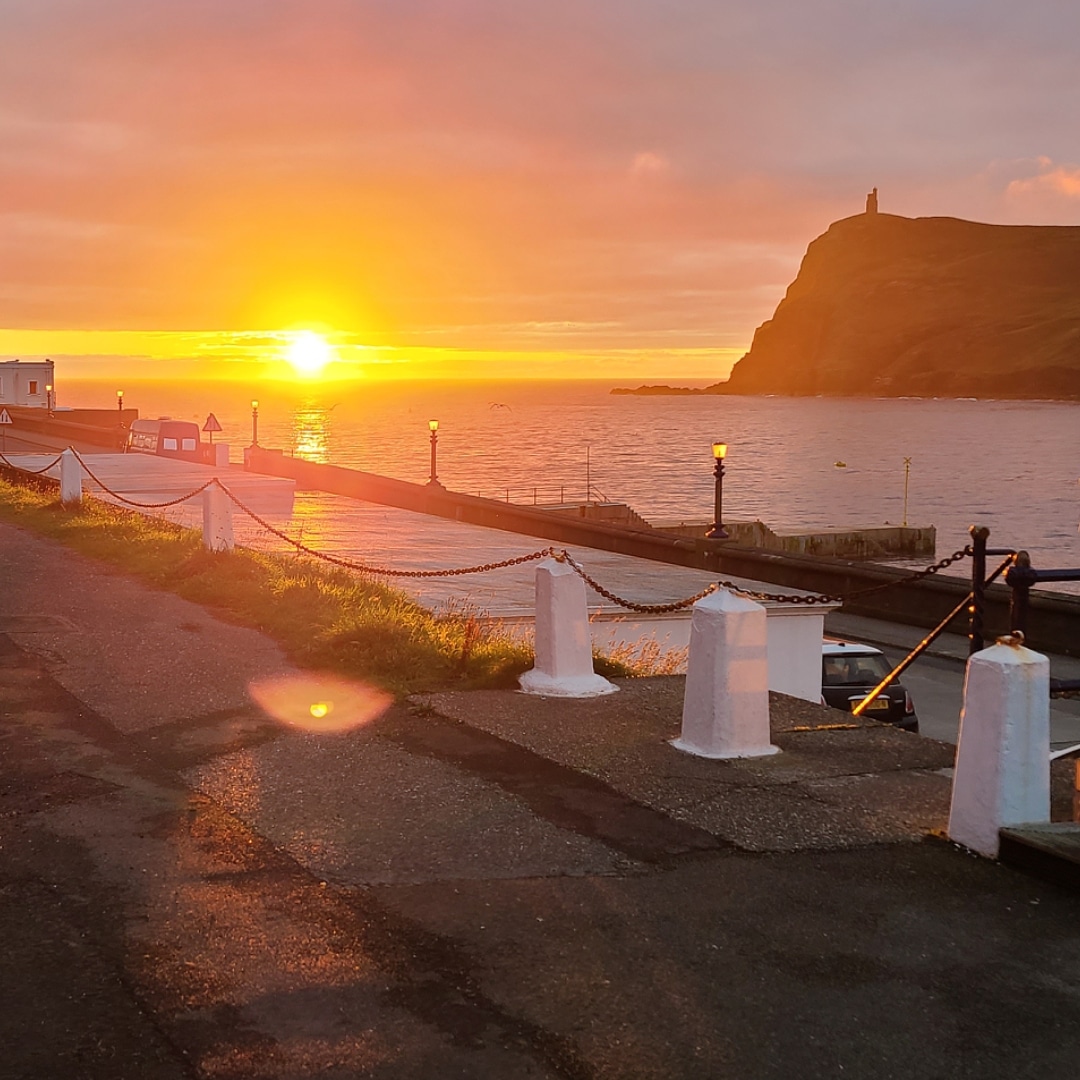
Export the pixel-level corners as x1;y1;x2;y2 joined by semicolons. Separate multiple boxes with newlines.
291;401;331;463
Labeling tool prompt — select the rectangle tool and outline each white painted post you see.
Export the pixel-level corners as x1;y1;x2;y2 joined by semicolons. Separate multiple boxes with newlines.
519;557;617;697
202;484;234;552
948;639;1050;857
673;588;778;759
59;448;82;506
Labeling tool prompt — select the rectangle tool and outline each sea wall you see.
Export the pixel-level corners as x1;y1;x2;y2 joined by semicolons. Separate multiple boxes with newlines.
5;405;136;449
653;520;936;560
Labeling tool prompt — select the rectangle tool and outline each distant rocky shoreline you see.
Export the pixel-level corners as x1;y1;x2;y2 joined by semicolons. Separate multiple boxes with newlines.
609;383;1080;400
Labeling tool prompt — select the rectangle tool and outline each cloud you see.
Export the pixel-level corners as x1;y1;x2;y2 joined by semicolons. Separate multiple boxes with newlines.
631;152;670;176
1007;160;1080;201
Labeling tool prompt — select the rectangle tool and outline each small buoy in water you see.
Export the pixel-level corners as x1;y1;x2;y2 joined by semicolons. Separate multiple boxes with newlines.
834;460;847;468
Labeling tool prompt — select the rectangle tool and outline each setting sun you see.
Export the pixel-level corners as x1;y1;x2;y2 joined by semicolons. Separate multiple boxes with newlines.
286;331;335;377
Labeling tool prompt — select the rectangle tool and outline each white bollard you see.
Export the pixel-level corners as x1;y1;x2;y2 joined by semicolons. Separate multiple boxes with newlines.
948;637;1050;857
672;588;778;759
202;484;234;552
519;557;617;697
59;448;82;506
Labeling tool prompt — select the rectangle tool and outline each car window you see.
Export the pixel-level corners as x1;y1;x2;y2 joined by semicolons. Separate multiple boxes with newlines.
822;654;892;686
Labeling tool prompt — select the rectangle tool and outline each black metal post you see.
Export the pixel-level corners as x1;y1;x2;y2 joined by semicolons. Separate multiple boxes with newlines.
969;524;988;655
1005;550;1036;638
706;455;728;540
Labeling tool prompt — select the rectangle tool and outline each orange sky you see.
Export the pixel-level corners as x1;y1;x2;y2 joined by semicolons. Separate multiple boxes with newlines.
4;1;1080;381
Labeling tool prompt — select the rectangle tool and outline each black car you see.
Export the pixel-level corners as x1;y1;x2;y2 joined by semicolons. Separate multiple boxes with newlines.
821;641;919;732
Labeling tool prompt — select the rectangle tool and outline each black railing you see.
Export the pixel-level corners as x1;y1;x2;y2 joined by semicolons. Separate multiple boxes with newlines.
1004;553;1080;641
970;527;1080;699
966;525;1018;655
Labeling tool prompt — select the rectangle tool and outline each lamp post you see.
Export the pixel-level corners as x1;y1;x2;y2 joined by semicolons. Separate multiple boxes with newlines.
45;383;53;416
706;441;729;540
116;389;124;413
427;419;441;486
251;400;260;446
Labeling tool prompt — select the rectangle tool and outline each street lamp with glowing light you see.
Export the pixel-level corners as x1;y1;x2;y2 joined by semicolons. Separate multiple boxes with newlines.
706;441;729;540
251;400;260;446
427;419;442;486
116;389;124;412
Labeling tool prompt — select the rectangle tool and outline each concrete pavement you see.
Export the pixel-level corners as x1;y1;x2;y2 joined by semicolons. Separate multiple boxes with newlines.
3;519;1080;1078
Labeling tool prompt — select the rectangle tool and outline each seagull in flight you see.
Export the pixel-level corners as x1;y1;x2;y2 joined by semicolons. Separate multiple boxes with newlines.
489;402;512;411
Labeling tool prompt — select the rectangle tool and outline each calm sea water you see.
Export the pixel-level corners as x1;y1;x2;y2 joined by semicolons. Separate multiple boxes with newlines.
64;379;1080;581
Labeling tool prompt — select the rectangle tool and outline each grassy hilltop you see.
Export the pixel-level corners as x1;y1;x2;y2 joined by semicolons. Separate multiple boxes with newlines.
616;212;1080;400
724;212;1080;399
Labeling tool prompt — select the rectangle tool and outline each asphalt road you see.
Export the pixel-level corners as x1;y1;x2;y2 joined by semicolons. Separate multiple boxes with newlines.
869;644;1080;751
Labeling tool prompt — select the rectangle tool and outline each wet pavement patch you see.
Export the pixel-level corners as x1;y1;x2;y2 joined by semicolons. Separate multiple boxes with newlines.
0;614;79;633
0;768;120;816
381;711;726;864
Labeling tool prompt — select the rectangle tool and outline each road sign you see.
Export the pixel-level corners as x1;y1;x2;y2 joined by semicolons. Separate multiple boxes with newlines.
203;412;223;443
0;408;11;425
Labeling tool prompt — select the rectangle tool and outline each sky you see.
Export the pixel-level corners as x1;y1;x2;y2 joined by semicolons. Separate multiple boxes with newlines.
3;0;1080;382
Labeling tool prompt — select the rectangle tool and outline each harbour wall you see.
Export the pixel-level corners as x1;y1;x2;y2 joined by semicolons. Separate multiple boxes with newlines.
652;519;936;561
5;405;135;449
245;446;1080;657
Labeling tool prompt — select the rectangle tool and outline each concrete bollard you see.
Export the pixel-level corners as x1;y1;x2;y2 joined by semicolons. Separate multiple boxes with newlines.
672;588;778;759
59;448;82;506
202;483;234;552
948;637;1050;857
519;557;617;697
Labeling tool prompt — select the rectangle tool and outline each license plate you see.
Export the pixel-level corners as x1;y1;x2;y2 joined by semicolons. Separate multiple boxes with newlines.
853;696;890;712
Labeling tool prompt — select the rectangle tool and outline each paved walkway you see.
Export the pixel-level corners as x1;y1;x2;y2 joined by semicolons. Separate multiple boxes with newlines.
3;520;1080;1078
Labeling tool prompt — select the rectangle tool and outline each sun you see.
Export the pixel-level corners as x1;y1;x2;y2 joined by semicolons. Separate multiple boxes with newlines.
285;331;335;377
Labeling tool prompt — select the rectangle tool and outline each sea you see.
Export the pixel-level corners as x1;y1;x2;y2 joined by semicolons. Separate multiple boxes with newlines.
60;379;1080;593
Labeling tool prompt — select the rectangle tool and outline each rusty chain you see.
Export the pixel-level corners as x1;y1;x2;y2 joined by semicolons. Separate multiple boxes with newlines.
0;450;66;475
216;481;558;578
557;550;719;613
71;450;216;508
713;546;974;606
558;546;972;611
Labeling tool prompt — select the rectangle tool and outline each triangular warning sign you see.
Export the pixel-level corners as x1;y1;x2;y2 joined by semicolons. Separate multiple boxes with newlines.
202;412;223;433
0;408;12;425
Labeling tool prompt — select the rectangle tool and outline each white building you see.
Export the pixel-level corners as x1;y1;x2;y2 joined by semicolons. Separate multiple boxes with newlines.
0;359;54;408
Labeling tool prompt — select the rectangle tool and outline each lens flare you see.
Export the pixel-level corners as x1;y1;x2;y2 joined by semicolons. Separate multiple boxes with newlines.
249;673;391;733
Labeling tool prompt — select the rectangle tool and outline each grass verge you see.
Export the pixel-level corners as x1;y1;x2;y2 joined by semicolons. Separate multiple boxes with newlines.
0;471;635;696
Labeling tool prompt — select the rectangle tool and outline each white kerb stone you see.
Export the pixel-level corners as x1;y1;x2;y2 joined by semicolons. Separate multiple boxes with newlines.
59;448;82;506
202;484;235;552
673;588;778;759
519;557;616;697
948;640;1050;857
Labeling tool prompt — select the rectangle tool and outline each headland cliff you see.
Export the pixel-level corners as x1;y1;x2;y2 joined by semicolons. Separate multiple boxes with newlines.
616;211;1080;399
